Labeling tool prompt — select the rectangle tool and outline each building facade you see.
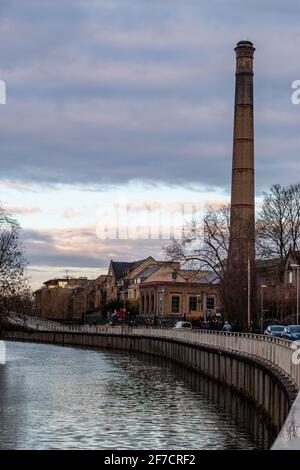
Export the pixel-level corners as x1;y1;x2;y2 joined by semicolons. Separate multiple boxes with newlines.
256;250;300;322
33;277;90;322
68;275;110;322
138;265;220;319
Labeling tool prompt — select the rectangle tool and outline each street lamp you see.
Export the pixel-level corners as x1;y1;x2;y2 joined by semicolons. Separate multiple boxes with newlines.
290;264;299;325
260;285;267;334
83;286;87;324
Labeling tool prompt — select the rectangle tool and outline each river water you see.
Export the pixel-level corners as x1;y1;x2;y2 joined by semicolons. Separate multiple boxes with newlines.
0;341;274;450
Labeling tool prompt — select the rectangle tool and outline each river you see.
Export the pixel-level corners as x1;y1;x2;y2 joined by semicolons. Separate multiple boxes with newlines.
0;341;274;450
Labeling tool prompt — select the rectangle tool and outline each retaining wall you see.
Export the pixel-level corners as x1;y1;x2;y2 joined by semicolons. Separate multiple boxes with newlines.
5;328;298;439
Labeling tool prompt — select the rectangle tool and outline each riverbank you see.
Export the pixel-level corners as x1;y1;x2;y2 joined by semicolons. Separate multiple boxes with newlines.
0;340;273;450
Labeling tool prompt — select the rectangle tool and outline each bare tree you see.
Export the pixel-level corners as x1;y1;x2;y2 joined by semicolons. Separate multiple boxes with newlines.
286;184;300;252
165;204;254;327
0;205;31;331
164;205;247;323
165;183;300;327
257;183;300;261
164;205;231;277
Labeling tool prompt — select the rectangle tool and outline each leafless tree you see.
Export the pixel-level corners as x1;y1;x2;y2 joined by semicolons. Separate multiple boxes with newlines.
164;205;248;323
165;183;300;326
165;204;254;327
164;204;231;277
257;183;300;261
0;205;32;331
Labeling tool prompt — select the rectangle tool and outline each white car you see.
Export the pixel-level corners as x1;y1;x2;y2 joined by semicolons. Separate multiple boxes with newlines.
173;321;192;330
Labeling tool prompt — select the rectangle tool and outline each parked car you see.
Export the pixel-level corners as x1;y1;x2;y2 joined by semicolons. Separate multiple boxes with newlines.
173;321;192;330
264;325;285;338
281;325;300;341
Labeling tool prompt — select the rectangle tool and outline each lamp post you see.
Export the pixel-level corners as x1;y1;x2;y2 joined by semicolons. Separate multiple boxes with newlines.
83;286;87;324
290;264;299;325
260;285;267;334
248;256;251;331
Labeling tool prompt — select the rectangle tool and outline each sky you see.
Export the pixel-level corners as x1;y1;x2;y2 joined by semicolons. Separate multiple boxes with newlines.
1;0;300;288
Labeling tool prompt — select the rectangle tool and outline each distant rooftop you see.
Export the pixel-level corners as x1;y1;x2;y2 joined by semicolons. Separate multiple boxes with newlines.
111;259;148;280
256;258;282;269
138;265;160;280
199;272;220;285
42;277;89;288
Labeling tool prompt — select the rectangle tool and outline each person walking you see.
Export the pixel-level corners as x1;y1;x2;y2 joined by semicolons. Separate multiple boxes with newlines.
222;321;232;332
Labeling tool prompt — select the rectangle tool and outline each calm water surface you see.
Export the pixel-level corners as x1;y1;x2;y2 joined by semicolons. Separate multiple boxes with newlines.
0;341;274;450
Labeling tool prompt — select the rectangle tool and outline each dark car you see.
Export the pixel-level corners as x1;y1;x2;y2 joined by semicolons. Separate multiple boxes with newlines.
281;325;300;341
264;325;285;338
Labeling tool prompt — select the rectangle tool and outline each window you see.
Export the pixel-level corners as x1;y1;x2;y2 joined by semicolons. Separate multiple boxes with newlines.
141;295;145;312
206;297;215;310
288;270;293;284
171;296;180;313
189;296;197;311
159;295;164;314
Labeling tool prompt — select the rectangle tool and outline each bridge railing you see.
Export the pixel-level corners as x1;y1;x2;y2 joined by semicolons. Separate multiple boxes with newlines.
8;316;300;449
15;316;300;389
103;326;300;388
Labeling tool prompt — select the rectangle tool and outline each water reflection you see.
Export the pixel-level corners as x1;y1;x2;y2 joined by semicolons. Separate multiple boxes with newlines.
144;354;276;450
0;341;274;450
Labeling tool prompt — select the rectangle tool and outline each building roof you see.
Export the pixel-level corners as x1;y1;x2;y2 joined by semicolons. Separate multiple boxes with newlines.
43;278;69;285
178;269;211;282
199;272;220;284
256;252;300;270
138;264;218;286
110;259;147;281
287;250;300;265
43;277;88;286
138;265;161;280
123;257;157;280
256;258;282;268
70;279;94;293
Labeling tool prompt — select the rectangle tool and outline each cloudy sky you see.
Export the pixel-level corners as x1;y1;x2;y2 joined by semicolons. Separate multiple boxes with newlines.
1;0;300;288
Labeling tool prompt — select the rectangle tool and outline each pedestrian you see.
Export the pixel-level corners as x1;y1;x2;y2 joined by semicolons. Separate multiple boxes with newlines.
112;310;117;325
222;321;232;332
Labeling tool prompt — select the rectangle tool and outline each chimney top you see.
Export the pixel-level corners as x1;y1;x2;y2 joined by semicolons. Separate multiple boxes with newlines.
236;40;254;47
235;40;255;57
235;40;255;51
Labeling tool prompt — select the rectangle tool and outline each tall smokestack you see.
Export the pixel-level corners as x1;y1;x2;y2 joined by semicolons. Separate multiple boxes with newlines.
228;40;256;326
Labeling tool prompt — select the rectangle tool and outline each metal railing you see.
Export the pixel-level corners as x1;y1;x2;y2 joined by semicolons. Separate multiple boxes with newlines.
8;314;300;449
12;314;300;389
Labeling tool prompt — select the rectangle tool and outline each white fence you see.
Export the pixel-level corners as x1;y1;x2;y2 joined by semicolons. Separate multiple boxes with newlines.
8;314;300;449
12;315;300;389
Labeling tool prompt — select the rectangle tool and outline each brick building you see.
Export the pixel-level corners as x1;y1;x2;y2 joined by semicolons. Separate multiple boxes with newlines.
33;277;90;322
256;250;300;322
67;275;110;322
138;265;220;319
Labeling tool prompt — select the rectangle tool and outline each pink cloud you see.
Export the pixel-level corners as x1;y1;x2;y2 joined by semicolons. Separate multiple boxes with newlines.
6;205;42;215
